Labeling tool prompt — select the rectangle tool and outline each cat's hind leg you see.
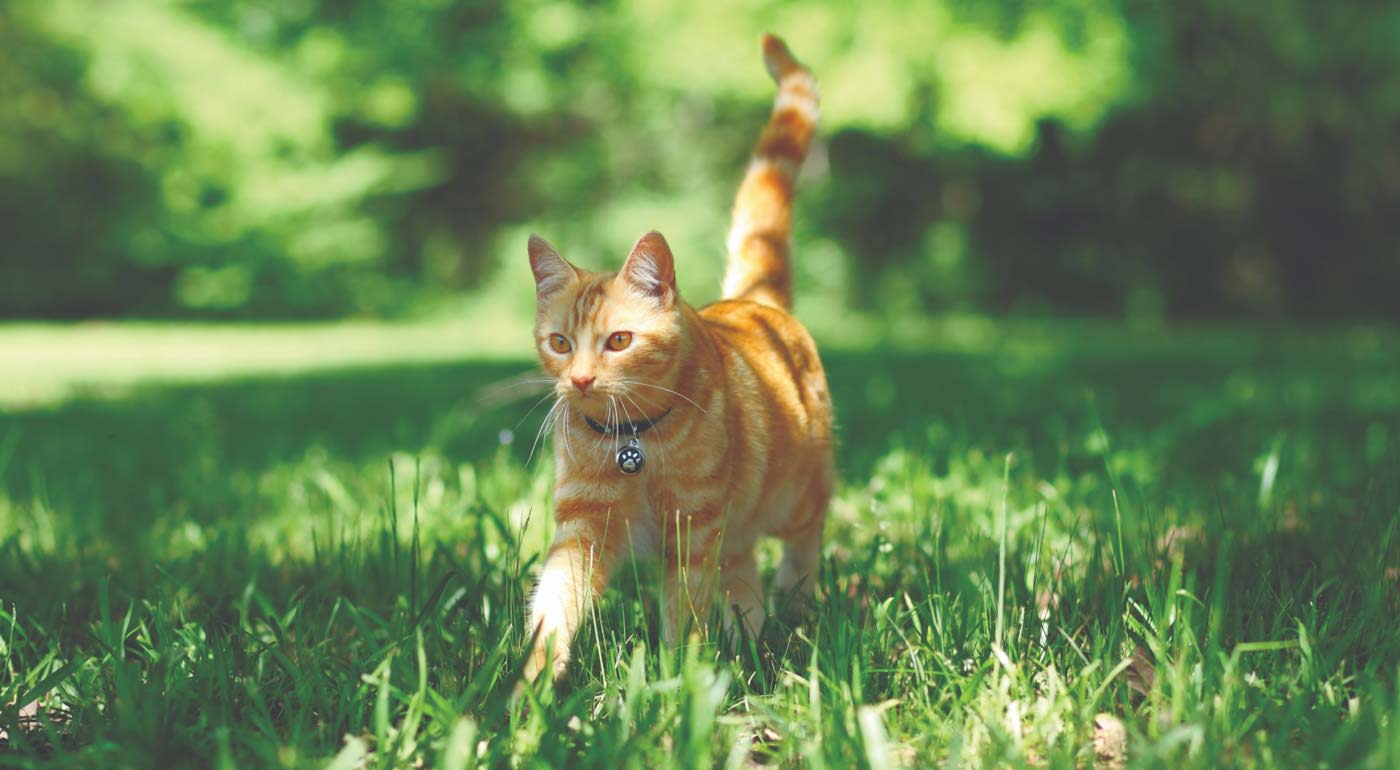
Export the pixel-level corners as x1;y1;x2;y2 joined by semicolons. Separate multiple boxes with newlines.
663;550;765;645
718;552;765;641
662;556;714;646
772;475;829;613
774;525;822;603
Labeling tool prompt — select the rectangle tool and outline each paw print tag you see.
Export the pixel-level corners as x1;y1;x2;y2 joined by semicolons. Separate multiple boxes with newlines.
616;437;645;475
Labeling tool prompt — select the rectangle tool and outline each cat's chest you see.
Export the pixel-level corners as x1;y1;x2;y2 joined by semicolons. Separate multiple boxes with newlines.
618;476;697;557
622;482;723;563
617;504;662;558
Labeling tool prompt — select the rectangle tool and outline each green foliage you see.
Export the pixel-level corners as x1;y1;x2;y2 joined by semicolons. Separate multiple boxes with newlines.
9;0;1398;320
1;320;1397;767
815;0;1400;320
0;4;167;316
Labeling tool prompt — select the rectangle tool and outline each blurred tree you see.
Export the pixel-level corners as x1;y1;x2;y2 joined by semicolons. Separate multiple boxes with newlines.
1;0;1397;321
0;8;171;315
821;0;1400;321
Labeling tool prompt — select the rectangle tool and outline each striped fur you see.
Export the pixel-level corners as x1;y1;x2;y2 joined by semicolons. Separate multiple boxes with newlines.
722;33;819;312
522;35;831;685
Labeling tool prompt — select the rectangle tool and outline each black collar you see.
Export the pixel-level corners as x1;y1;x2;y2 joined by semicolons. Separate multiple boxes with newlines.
583;407;673;437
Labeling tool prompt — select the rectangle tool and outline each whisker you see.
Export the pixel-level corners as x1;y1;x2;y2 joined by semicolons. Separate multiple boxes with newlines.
593;399;611;460
623;388;666;413
613;394;635;436
559;403;577;463
604;396;619;473
619;379;709;413
526;397;561;466
594;397;605;472
616;394;632;431
619;392;668;468
512;391;559;434
616;414;628;463
616;393;635;437
471;372;555;410
615;395;630;465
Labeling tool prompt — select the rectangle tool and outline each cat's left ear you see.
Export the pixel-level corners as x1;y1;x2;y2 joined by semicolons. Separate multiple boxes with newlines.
619;230;678;306
528;234;578;302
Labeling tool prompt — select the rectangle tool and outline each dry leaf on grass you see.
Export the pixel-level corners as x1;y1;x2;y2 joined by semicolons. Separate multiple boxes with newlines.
0;701;35;742
1157;525;1203;561
1092;712;1127;769
1;700;73;746
889;744;917;768
1035;589;1061;621
1124;646;1157;698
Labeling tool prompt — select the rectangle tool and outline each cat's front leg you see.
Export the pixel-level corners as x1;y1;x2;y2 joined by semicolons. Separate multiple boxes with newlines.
523;505;624;684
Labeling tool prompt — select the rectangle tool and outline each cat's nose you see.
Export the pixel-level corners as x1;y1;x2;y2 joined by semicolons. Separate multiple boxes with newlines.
571;374;595;394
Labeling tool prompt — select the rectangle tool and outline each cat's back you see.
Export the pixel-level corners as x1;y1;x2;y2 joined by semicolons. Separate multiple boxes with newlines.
697;299;831;431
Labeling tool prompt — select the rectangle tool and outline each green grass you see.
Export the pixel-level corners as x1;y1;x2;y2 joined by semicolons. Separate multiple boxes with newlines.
1;318;1398;769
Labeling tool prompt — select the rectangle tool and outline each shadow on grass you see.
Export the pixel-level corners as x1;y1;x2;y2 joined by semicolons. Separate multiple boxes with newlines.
1;342;1397;532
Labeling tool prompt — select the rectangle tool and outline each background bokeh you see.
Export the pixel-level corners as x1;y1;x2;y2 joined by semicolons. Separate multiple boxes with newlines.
4;4;1400;767
6;0;1399;323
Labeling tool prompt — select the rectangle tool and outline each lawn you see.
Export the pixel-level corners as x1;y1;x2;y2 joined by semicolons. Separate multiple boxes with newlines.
1;318;1397;768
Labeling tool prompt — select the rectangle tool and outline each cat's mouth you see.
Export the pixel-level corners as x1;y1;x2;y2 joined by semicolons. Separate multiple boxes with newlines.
552;385;602;411
568;398;617;425
559;388;647;425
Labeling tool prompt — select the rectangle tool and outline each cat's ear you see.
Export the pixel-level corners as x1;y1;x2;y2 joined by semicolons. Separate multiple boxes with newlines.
528;234;578;302
619;230;677;305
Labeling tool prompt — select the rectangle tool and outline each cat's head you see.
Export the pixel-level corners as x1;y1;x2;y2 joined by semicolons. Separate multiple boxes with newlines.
527;231;684;420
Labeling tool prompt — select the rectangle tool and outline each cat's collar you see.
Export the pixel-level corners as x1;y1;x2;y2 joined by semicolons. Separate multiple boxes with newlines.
582;407;673;437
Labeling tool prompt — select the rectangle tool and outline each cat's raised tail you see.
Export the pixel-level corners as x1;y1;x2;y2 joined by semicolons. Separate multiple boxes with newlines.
721;34;819;312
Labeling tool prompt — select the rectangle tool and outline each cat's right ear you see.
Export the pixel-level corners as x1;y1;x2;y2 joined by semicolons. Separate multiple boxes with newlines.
528;234;578;302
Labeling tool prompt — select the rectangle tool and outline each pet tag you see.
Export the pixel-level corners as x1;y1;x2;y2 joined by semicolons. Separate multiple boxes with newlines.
616;437;644;475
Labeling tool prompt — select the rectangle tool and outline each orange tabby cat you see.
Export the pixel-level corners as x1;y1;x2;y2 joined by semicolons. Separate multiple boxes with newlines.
523;34;831;684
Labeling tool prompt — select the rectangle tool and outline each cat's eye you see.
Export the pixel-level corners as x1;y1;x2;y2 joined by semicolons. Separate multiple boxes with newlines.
548;334;572;354
606;331;633;351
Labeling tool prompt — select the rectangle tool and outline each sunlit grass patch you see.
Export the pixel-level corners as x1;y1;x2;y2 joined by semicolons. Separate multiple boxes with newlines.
0;321;1397;768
